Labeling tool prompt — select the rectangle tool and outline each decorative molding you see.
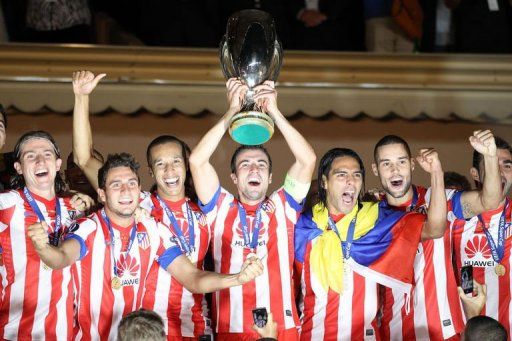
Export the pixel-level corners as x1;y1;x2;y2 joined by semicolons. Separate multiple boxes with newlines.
0;43;511;123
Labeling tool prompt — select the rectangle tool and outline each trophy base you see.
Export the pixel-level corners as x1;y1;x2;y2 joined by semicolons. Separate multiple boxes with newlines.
229;111;274;145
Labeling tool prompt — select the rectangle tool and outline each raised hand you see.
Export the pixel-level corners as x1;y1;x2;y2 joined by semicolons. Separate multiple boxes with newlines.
416;148;443;174
469;130;497;157
72;71;106;96
253;81;278;117
27;222;50;252
70;192;94;212
237;253;264;285
226;78;248;112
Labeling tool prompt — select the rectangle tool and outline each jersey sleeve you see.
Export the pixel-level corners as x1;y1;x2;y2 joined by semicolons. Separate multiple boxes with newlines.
62;217;97;261
198;186;234;227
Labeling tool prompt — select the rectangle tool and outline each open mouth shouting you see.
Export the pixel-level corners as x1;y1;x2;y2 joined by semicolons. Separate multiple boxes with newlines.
35;168;50;178
163;176;180;188
341;190;356;205
389;177;404;190
247;176;262;187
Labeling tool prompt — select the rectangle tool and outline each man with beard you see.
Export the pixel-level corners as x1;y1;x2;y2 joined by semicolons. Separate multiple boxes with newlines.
452;136;512;333
189;78;316;340
294;147;444;340
71;71;215;339
374;131;501;340
28;153;263;340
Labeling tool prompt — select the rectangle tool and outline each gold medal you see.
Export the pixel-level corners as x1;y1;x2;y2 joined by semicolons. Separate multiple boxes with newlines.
495;263;506;277
111;277;122;290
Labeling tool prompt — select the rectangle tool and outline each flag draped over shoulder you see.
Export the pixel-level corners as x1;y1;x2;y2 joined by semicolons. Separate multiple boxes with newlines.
295;201;425;295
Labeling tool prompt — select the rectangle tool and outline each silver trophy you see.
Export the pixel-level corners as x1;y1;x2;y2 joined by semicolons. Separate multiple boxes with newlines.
220;9;283;145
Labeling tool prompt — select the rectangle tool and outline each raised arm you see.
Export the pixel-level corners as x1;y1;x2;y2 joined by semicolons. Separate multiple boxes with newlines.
189;78;247;204
72;71;106;190
460;130;501;218
27;222;81;269
166;253;263;294
416;148;447;240
253;81;316;201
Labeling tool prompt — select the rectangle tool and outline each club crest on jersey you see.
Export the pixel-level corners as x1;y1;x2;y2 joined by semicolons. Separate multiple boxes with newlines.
261;200;276;214
505;222;512;240
117;253;140;278
194;211;207;226
137;232;150;250
463;234;495;267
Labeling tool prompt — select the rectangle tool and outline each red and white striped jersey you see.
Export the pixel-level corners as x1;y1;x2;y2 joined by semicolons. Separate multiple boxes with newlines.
140;192;212;337
200;187;302;336
0;189;79;341
452;201;512;332
69;211;182;341
297;240;380;341
380;186;465;340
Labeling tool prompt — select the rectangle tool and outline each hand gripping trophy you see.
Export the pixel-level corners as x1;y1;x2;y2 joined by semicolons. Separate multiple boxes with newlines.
220;9;283;145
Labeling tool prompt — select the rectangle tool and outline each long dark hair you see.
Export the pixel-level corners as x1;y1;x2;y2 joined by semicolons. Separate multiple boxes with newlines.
11;131;66;194
146;135;196;202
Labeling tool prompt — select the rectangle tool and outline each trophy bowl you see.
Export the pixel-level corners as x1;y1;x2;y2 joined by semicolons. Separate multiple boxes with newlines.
220;9;283;145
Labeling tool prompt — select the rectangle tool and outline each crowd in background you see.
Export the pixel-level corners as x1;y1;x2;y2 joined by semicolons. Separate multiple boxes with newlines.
1;0;512;53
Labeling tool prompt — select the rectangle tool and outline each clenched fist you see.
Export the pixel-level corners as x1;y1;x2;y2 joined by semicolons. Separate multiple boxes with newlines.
237;253;264;285
27;222;50;251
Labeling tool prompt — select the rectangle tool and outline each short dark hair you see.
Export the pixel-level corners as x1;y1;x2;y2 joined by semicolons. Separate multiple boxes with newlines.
146;135;196;201
373;135;412;163
98;153;140;189
464;316;507;341
444;171;472;191
117;309;165;341
0;104;7;128
317;148;365;208
11;131;65;193
230;145;272;174
472;136;512;171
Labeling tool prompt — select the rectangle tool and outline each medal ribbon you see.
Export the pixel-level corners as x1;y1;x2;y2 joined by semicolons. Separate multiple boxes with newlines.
478;199;509;264
101;209;137;277
24;187;62;246
328;215;357;259
156;195;195;256
238;201;264;251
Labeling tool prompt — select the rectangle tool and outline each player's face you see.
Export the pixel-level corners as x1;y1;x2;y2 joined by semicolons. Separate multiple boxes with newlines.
14;137;62;194
231;149;272;204
478;148;512;198
323;156;363;214
373;143;414;199
149;142;186;201
98;166;141;220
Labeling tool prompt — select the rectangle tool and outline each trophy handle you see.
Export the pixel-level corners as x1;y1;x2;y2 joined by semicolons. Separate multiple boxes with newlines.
268;40;283;81
220;37;237;79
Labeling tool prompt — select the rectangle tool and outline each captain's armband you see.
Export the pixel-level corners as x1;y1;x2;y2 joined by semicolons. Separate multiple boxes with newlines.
284;174;310;201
